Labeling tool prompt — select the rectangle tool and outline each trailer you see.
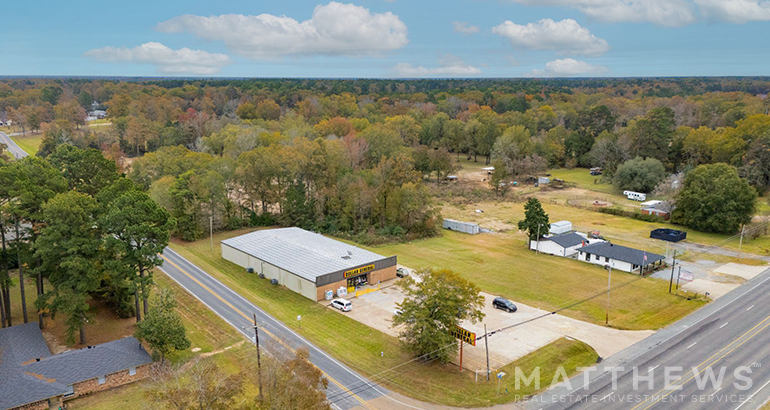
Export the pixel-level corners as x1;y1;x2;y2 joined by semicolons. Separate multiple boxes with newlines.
623;190;647;201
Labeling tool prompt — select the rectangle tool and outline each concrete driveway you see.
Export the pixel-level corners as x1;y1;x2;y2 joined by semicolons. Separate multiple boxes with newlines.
339;275;653;372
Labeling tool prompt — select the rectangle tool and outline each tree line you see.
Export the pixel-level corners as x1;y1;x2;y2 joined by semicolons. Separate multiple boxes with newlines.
0;145;173;343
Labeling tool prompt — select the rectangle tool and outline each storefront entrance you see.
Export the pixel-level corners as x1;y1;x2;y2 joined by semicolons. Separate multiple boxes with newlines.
347;274;368;289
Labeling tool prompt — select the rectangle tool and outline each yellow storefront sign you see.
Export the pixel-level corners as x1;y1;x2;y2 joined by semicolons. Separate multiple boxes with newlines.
449;325;476;346
343;264;375;278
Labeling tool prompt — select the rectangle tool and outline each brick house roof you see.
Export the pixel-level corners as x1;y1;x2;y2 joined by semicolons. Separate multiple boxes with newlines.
0;322;152;410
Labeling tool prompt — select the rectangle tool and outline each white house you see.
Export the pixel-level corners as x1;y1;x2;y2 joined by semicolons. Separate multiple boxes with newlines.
530;232;588;257
576;242;664;274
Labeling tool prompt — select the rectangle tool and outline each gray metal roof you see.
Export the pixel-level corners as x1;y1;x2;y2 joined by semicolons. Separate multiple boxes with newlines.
543;232;586;248
0;323;151;410
221;227;391;282
578;242;665;266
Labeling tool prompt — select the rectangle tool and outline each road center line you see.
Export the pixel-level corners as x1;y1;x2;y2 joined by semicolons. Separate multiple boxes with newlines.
159;254;377;410
648;365;659;373
710;387;722;397
748;305;755;311
720;322;729;329
687;342;698;349
600;393;613;401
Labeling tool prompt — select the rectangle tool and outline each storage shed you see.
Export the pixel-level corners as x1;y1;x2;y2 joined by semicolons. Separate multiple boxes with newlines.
549;221;573;235
221;228;397;301
443;219;481;235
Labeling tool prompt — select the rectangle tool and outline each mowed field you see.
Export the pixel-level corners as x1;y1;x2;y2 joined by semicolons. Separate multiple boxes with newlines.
9;132;43;156
167;229;600;407
363;229;705;331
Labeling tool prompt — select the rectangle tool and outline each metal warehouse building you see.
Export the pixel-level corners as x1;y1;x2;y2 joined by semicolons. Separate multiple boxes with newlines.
221;227;397;301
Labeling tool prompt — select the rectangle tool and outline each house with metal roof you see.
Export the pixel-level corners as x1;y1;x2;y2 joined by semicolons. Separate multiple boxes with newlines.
0;322;152;410
221;227;397;301
577;242;665;274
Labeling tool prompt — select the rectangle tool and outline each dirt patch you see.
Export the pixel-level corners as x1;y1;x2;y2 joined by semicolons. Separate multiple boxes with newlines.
568;198;614;208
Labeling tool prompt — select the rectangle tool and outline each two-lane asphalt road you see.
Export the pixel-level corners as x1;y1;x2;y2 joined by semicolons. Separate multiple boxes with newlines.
158;247;389;410
530;268;770;410
0;131;28;159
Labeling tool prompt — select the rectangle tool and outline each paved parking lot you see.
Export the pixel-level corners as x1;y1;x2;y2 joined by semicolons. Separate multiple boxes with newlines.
331;267;653;372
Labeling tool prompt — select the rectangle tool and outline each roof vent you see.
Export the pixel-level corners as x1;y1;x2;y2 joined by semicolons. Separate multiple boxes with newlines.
36;358;40;362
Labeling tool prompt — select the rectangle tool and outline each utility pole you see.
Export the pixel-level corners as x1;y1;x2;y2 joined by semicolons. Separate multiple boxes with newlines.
253;313;263;402
668;251;677;294
209;216;214;252
535;224;541;254
675;266;682;291
459;340;463;372
484;324;490;381
605;266;612;325
738;225;745;260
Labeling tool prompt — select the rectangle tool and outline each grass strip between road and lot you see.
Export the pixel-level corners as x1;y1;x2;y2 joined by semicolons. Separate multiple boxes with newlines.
167;229;600;407
10;132;43;156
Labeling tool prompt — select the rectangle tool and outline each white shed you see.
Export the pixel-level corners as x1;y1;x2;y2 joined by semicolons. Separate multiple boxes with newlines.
549;221;573;235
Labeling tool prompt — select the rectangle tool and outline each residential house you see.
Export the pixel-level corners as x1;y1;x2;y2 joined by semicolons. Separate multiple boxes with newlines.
0;322;152;410
530;232;590;257
577;242;665;274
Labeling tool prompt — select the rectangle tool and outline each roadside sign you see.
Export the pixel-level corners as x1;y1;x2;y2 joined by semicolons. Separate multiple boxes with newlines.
679;271;694;282
449;325;476;346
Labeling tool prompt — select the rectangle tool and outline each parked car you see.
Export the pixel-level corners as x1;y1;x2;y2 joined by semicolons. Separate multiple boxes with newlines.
396;268;409;278
331;298;352;312
493;297;517;313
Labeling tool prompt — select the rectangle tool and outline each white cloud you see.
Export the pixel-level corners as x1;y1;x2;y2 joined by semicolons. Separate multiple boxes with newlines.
505;0;696;27
528;58;609;77
157;2;408;60
84;42;231;75
393;55;482;77
696;0;770;23
492;18;609;57
452;21;480;35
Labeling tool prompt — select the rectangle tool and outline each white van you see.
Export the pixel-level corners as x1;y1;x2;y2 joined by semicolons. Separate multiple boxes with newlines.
331;298;352;312
623;191;647;201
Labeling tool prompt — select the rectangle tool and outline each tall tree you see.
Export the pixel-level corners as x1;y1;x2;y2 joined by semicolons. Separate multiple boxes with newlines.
517;198;550;244
35;191;102;344
101;184;174;320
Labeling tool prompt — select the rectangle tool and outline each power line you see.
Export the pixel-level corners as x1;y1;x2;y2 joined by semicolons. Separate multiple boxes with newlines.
323;222;770;403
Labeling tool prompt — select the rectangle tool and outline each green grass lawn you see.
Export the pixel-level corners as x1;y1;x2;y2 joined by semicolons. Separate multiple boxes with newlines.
364;229;705;330
441;198;770;257
549;168;622;196
167;229;599;407
10;132;43;156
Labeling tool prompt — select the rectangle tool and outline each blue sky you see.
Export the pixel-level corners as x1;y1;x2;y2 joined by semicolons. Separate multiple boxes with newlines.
2;0;770;78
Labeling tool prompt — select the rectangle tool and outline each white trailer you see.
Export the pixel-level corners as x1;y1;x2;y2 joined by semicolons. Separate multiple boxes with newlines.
623;191;647;201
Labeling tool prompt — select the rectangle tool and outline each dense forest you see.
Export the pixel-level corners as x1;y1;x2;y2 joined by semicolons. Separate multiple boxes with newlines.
2;77;769;241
